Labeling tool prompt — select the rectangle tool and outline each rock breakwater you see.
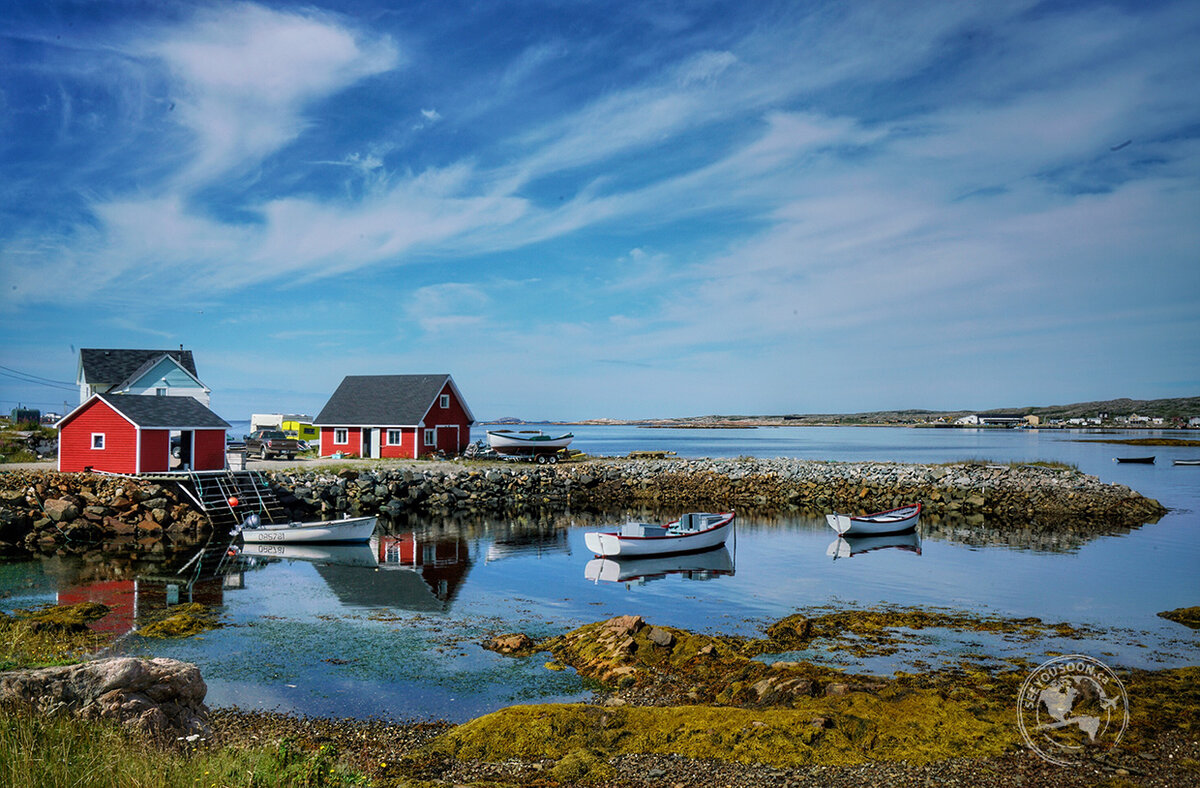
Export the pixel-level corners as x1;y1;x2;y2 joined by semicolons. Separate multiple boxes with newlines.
267;457;1165;531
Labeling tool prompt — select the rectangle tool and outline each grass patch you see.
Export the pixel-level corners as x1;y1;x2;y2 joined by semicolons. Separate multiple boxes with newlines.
1158;607;1200;630
137;603;224;639
1078;438;1200;447
936;458;1078;471
0;704;371;788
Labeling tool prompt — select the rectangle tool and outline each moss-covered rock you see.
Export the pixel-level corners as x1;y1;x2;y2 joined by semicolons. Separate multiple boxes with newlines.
137;603;223;638
1157;606;1200;630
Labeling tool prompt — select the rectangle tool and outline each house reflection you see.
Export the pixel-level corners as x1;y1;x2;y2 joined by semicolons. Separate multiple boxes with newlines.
313;532;472;613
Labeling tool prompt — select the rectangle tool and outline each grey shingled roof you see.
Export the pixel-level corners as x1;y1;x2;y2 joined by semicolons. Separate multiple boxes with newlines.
80;348;199;385
314;375;466;426
96;393;230;429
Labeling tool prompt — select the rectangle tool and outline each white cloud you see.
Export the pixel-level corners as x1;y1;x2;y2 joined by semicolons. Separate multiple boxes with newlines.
136;3;399;183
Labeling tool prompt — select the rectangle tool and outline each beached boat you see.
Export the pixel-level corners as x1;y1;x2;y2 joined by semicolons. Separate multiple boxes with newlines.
238;514;377;544
486;429;574;452
1174;459;1200;466
826;531;922;560
584;512;735;557
1114;456;1155;464
585;545;734;583
825;503;921;536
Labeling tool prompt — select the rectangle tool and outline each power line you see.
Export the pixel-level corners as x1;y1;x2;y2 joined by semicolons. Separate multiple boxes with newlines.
0;364;74;386
0;365;77;392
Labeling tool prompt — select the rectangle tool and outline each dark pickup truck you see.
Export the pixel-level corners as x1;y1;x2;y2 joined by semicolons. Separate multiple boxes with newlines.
243;429;301;460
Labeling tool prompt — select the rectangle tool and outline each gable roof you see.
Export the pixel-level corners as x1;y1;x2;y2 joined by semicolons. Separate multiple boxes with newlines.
79;348;200;385
314;374;474;426
115;353;208;391
59;393;230;430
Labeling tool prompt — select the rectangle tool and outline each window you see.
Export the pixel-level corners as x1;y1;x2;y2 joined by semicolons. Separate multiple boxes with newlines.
439;394;450;409
387;429;402;445
334;428;348;444
155;388;167;397
91;433;105;450
424;429;435;446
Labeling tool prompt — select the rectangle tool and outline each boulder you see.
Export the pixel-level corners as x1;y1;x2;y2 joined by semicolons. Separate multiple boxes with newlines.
43;498;80;523
0;657;209;741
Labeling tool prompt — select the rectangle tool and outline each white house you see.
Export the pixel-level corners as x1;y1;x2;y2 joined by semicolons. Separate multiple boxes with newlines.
76;348;211;407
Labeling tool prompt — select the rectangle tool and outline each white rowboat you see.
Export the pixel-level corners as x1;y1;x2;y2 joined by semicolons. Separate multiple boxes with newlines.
584;512;735;557
239;514;377;544
825;503;921;536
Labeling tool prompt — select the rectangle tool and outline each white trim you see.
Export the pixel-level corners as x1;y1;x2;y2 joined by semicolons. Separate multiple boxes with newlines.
334;427;349;445
435;424;460;453
386;428;402;445
91;433;105;450
439;394;450;409
423;428;435;447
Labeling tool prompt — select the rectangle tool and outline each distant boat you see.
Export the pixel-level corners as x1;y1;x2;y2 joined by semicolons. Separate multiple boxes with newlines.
827;531;922;560
238;514;376;544
1114;456;1155;464
584;512;735;557
1174;459;1200;466
826;503;921;536
585;545;734;584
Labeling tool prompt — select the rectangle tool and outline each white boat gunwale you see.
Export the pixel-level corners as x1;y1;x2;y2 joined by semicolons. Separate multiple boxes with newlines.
825;502;921;536
585;511;735;557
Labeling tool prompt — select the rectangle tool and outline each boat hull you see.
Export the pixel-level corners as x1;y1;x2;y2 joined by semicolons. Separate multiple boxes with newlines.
1174;460;1200;466
826;503;921;536
240;515;377;544
486;430;574;452
1115;457;1155;464
827;531;922;559
585;512;734;557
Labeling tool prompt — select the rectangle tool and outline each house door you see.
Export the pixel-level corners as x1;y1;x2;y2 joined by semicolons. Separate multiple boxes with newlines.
435;425;459;455
362;428;381;459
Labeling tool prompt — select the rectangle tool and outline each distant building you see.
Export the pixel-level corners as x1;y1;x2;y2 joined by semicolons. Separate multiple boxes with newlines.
313;374;474;459
77;348;211;407
10;407;40;424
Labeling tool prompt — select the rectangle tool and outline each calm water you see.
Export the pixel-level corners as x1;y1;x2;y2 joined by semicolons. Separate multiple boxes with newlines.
3;425;1198;722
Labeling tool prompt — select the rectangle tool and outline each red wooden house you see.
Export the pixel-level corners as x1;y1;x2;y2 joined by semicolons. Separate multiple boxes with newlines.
313;374;474;459
57;393;230;474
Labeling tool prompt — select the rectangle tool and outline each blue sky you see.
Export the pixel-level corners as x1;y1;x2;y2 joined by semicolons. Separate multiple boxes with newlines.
2;0;1198;422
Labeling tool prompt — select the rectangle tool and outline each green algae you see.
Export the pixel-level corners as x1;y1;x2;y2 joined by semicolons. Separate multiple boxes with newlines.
0;602;113;668
1157;606;1200;630
137;603;223;639
429;690;1017;768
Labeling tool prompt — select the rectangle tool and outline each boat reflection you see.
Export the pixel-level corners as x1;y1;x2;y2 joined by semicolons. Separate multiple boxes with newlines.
827;530;922;561
585;545;735;585
241;541;379;568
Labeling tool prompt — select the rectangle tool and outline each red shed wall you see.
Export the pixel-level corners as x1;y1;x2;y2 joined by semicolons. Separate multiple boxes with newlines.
320;426;362;457
59;400;137;473
381;427;417;459
423;382;471;454
139;429;170;473
193;429;227;470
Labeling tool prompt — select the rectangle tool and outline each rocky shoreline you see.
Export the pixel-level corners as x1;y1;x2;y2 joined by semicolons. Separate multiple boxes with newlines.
0;458;1167;556
267;456;1166;531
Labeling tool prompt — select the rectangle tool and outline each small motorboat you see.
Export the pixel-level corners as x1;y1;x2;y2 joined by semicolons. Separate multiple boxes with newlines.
238;514;377;544
584;512;735;557
585;545;734;583
1172;459;1200;466
826;503;921;536
827;531;922;560
1114;456;1155;464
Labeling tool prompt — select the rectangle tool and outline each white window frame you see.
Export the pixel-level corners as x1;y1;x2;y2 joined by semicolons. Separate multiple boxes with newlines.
155;387;167;396
423;428;435;447
91;433;105;450
334;428;348;445
387;429;402;445
439;394;450;409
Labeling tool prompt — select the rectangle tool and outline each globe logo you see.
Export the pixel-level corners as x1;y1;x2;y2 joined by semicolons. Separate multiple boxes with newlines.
1018;654;1128;765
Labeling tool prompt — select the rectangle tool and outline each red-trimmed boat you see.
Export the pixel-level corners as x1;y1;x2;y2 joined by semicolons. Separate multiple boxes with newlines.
584;512;735;557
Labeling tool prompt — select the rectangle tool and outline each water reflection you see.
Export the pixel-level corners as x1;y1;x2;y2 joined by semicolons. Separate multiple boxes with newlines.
312;532;472;613
585;544;735;585
826;531;922;561
242;542;378;567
